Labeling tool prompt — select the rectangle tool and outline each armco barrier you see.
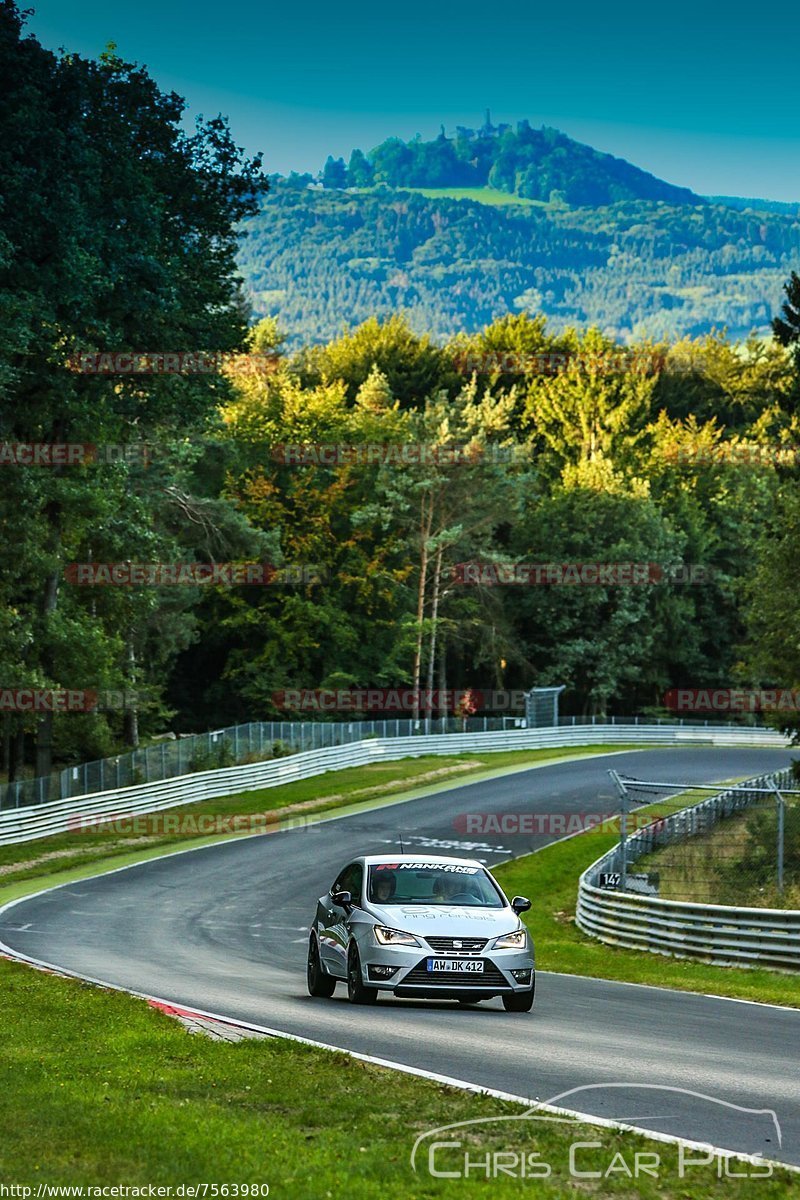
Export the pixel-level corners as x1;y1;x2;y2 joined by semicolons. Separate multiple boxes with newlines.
2;712;761;811
576;768;800;970
0;723;789;847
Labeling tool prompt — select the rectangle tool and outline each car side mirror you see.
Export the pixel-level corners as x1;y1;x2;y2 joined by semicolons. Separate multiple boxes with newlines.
332;890;353;911
512;895;531;914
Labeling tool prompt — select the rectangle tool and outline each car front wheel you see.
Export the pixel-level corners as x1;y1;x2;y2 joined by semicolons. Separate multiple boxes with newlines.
502;977;535;1012
347;943;377;1005
307;935;336;998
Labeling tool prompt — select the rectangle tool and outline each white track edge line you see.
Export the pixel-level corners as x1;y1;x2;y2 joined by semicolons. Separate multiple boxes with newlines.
545;969;800;1013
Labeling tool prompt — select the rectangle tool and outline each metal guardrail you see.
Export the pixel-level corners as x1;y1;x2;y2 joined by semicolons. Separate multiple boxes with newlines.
0;723;789;847
576;768;800;971
1;717;430;810
0;712;770;810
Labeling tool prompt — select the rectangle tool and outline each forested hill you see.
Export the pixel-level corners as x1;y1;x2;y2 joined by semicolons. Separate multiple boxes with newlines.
318;120;702;207
236;119;800;347
238;184;800;347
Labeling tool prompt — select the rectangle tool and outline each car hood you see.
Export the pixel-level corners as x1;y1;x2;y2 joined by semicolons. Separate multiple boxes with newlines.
365;903;520;939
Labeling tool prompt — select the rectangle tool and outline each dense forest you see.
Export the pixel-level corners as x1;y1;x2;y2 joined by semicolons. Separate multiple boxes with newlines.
239;184;800;346
239;124;800;347
2;1;800;786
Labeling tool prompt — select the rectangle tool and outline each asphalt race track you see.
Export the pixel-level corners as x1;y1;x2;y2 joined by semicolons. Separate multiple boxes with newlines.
2;747;800;1167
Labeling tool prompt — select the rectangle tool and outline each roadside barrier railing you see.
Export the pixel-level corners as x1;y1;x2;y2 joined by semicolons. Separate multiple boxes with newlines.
576;768;800;971
0;712;772;811
0;722;788;846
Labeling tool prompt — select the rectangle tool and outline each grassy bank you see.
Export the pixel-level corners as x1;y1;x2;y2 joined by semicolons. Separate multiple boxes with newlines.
0;956;793;1196
494;796;800;1008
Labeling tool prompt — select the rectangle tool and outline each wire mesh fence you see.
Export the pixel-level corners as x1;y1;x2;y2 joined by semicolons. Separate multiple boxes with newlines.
0;715;527;810
606;769;800;908
0;710;778;813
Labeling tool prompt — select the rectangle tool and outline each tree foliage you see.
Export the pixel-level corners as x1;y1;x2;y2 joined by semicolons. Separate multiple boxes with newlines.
3;0;800;777
0;0;267;775
239;183;798;347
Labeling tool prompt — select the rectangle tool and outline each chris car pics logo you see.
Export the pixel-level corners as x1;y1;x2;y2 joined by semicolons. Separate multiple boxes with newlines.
410;1085;780;1181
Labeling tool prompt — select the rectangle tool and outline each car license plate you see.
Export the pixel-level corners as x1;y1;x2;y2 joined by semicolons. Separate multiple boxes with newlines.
426;958;484;973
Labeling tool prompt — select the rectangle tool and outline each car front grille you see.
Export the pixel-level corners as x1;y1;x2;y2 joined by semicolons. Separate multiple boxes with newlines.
401;958;507;987
424;936;488;953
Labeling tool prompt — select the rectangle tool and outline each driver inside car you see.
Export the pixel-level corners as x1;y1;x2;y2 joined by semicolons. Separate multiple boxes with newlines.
435;874;479;903
372;873;397;904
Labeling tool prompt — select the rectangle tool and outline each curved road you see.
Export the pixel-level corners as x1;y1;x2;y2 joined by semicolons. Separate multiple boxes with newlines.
2;747;799;1166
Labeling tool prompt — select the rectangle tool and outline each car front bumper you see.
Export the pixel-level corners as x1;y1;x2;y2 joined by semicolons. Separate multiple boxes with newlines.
361;940;535;995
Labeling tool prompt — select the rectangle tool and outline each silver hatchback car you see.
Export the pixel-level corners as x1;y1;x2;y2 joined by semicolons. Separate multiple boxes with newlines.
307;853;535;1011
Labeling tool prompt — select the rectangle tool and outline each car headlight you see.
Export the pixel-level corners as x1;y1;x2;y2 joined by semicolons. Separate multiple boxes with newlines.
492;928;527;950
374;925;421;947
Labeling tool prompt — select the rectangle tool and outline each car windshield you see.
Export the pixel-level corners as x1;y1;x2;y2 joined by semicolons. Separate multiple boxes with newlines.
367;862;504;907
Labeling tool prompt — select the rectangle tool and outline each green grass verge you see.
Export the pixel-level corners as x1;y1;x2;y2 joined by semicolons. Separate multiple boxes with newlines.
0;745;644;898
0;956;794;1195
494;794;800;1008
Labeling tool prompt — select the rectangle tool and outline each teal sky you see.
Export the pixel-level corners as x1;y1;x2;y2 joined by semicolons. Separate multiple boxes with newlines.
25;0;800;200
